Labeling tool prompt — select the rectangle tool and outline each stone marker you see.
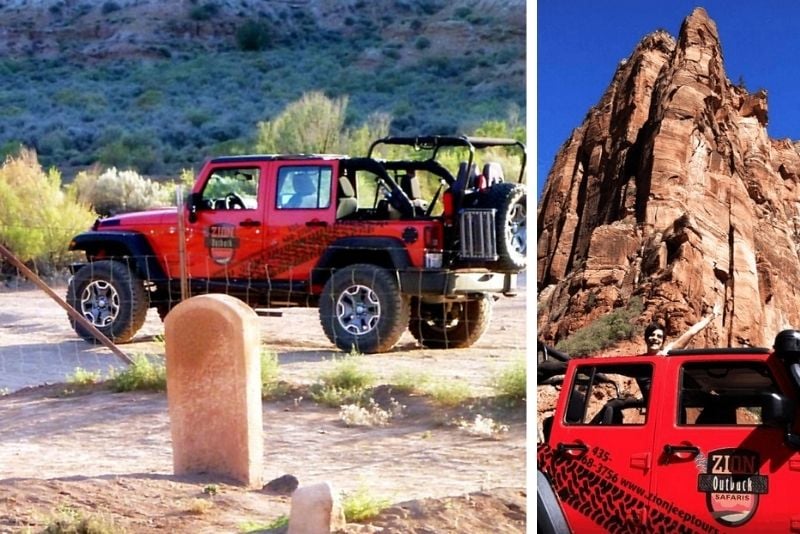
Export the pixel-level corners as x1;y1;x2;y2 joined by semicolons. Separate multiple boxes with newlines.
288;482;346;534
165;293;263;488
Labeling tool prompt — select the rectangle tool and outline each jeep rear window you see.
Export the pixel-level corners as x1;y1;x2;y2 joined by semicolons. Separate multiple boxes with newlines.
679;362;779;426
276;166;332;210
565;363;652;426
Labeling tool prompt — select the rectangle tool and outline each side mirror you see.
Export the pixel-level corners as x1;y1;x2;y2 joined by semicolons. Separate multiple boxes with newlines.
187;192;202;223
762;392;794;427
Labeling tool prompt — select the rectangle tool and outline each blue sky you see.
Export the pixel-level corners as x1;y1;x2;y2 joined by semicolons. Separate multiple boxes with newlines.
537;1;800;198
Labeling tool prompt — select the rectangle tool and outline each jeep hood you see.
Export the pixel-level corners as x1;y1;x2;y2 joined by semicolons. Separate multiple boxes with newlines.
94;208;178;230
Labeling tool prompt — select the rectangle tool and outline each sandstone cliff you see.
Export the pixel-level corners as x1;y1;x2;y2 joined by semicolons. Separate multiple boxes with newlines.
537;8;800;350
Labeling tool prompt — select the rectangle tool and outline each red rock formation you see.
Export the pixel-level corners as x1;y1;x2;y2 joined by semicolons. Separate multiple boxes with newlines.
537;8;800;349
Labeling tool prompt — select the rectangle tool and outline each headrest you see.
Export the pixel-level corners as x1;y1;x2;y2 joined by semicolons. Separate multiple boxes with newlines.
339;176;355;197
293;174;316;195
482;162;504;185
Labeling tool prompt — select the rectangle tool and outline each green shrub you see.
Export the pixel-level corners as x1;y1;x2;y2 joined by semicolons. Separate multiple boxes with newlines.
101;1;121;15
261;349;287;399
236;20;273;51
414;36;431;50
341;486;390;523
555;298;644;357
423;379;472;407
492;357;525;403
136;89;162;109
0;150;96;272
390;370;430;394
72;167;169;216
319;354;374;390
67;367;102;387
309;354;375;407
255;92;390;156
189;2;219;21
42;505;120;534
110;355;166;392
454;6;472;19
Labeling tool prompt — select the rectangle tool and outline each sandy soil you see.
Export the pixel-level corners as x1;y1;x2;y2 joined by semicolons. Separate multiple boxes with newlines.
0;283;527;533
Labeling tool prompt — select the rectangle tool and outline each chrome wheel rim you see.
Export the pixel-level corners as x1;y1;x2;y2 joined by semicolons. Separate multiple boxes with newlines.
336;284;380;336
80;280;120;327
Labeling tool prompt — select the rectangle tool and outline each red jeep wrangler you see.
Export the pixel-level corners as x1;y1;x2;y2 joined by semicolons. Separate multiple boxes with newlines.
537;332;800;533
66;135;526;353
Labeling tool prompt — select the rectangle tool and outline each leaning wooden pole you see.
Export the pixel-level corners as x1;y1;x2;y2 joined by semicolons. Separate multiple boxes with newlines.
0;243;134;366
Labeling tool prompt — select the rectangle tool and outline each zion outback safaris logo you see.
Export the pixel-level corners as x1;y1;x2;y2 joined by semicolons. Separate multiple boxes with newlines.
205;223;239;265
697;448;768;527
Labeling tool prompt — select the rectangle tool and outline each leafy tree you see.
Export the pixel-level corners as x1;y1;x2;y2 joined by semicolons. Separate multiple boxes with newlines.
254;92;390;155
0;149;95;272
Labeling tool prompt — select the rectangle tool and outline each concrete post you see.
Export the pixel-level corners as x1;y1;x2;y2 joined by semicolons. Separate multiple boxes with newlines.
288;482;346;534
165;293;263;487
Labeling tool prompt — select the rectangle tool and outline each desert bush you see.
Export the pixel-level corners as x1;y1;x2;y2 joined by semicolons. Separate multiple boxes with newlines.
96;134;158;174
423;379;472;407
236;20;273;51
456;414;509;438
556;298;644;357
341;486;391;523
255;92;390;155
414;36;431;50
189;2;219;21
42;505;120;534
492;357;526;403
0;149;96;272
310;354;375;407
389;370;430;394
101;1;121;15
261;349;287;399
73;167;169;216
67;367;102;387
110;355;166;392
339;397;404;427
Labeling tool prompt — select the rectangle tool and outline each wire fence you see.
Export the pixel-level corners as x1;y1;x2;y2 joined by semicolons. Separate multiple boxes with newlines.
0;238;528;394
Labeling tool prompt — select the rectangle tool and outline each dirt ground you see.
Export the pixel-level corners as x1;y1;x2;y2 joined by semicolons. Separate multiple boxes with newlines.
0;282;528;533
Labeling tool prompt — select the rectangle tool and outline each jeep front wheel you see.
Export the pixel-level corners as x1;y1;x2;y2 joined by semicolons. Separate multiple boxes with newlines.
409;295;492;349
319;264;410;354
66;260;149;343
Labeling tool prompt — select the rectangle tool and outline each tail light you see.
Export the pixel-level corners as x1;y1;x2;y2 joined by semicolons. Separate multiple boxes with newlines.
442;190;455;223
424;224;443;269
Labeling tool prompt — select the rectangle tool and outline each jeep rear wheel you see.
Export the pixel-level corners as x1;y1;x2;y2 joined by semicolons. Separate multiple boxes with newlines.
66;260;149;344
409;295;492;349
480;183;526;272
319;264;410;354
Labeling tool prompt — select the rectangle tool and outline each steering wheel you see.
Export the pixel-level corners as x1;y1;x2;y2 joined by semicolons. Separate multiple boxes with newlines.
225;192;246;210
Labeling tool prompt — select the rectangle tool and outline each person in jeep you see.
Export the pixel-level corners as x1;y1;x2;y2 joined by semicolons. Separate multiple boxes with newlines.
644;302;721;356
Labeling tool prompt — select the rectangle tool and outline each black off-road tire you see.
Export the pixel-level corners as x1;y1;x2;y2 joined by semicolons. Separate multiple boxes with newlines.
319;264;410;354
479;182;527;272
66;260;149;344
409;295;493;349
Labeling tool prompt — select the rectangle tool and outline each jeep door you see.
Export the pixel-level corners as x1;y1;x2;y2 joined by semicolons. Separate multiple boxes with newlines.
260;160;338;286
649;355;800;532
543;358;657;532
182;163;266;282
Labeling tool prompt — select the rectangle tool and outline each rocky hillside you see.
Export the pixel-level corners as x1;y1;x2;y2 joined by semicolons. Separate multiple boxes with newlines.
537;8;800;350
0;0;524;63
0;0;525;176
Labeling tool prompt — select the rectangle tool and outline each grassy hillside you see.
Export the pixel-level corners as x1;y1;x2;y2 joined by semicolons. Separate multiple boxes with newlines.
0;0;526;179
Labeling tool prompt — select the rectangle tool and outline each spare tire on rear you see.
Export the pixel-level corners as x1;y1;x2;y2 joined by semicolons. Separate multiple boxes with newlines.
478;182;527;272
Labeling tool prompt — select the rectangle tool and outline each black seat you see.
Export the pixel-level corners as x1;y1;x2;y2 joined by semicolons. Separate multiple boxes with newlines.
695;402;737;425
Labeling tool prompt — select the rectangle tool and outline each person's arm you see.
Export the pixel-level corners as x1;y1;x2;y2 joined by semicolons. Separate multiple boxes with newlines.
658;302;721;355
